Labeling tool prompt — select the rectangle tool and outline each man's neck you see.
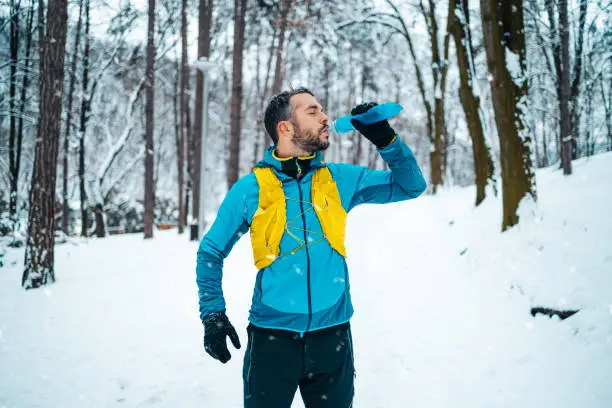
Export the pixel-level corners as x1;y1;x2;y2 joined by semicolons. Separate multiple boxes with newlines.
275;145;313;159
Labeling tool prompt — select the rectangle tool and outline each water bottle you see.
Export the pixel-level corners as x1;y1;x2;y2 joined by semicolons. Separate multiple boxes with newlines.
330;102;403;134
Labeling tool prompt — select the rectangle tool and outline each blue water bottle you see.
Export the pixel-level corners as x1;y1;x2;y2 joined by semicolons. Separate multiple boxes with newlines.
330;102;403;134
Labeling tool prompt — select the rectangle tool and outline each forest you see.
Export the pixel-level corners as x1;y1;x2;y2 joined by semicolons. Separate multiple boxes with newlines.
0;0;610;287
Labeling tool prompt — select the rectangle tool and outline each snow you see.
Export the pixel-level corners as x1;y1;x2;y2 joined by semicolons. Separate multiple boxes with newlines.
2;153;612;407
434;81;442;99
505;48;524;87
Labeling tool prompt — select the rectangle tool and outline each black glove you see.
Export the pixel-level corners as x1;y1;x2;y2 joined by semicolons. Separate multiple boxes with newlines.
203;311;241;363
350;102;396;149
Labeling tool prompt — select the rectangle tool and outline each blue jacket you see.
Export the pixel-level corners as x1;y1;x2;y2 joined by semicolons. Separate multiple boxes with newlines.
196;137;426;333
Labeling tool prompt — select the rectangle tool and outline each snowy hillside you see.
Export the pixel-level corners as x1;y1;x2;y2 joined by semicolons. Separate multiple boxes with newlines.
1;153;611;408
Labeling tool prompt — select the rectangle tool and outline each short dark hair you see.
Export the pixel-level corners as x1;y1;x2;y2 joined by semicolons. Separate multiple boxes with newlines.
264;87;314;144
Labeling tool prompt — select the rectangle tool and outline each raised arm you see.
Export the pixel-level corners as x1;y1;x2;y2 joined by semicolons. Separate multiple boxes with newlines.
332;137;427;211
331;102;427;211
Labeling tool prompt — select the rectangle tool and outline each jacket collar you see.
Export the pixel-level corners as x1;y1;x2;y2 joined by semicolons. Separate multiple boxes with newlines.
255;146;325;179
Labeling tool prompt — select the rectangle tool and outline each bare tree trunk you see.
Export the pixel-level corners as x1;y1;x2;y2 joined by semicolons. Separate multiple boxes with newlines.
322;56;331;124
62;0;84;234
584;87;592;156
173;57;182;232
353;54;367;166
481;0;537;231
558;0;572;175
544;0;564;164
78;0;90;237
94;204;105;237
22;0;68;289
253;21;277;166
450;0;495;205
37;0;44;76
421;0;448;194
143;0;156;239
227;0;247;188
345;50;355;165
602;79;612;152
570;0;587;160
13;0;35;226
191;0;212;240
177;0;189;234
9;0;21;223
272;0;292;95
184;68;192;231
253;22;263;165
184;97;192;231
541;105;549;167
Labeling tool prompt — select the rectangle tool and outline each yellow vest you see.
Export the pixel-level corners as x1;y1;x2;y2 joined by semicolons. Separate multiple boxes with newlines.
251;167;347;270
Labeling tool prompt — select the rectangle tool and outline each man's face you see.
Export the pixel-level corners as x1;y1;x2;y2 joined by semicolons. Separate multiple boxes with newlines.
287;93;330;153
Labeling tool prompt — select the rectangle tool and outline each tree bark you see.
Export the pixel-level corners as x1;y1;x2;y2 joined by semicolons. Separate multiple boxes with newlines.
94;203;105;237
450;0;495;205
174;58;182;231
227;0;247;188
184;97;192;230
558;0;572;175
177;0;189;234
541;103;549;167
22;0;69;289
8;0;21;223
603;79;612;152
62;0;84;234
192;0;213;240
78;0;91;237
272;0;292;95
143;0;156;239
480;0;537;231
570;0;588;160
37;0;44;80
423;0;448;194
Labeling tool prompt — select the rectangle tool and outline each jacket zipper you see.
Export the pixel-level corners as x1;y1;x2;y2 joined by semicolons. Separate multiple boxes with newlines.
296;162;312;333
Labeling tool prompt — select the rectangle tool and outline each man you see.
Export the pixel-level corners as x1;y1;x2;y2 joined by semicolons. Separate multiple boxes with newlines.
197;87;426;407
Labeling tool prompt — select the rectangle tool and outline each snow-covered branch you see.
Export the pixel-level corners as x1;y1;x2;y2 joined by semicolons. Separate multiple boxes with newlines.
96;76;146;185
103;148;145;203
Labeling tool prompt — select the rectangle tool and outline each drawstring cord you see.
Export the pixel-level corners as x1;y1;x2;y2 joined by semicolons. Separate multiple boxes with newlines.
277;196;326;259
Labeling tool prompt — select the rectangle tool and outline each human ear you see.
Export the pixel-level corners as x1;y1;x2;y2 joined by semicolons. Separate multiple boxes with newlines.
277;121;294;137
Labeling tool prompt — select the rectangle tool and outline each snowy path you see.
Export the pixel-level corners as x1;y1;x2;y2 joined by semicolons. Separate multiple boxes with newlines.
1;154;611;407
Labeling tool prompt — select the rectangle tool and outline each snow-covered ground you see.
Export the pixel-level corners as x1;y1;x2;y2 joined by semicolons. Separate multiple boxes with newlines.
1;153;611;408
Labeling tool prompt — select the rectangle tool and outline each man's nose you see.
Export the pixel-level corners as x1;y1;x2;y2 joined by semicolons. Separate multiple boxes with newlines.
321;112;329;123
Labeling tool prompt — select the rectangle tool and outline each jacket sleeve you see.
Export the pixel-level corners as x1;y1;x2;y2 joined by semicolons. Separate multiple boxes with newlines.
333;137;427;212
196;178;250;322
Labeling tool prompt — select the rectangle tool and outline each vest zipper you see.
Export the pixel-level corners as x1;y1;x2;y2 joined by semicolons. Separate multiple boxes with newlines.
296;178;312;333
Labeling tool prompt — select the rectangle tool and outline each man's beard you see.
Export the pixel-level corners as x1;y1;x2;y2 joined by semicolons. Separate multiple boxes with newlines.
291;122;330;153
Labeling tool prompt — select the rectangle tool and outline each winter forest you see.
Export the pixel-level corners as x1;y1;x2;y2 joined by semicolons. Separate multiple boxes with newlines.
1;0;612;401
0;0;610;284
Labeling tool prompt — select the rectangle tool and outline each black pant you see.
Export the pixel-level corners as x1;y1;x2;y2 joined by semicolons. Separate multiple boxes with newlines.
243;322;355;408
